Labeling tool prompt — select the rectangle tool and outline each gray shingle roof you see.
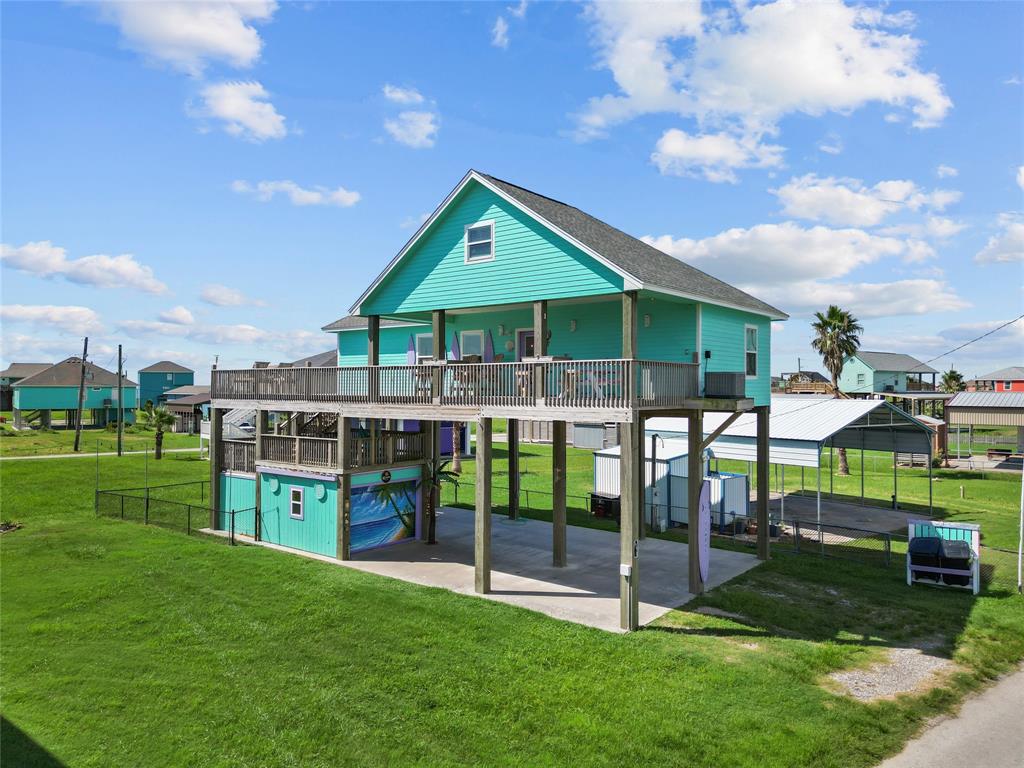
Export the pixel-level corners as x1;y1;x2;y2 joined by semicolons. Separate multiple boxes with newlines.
321;316;426;333
164;384;211;397
480;173;788;320
974;366;1024;381
14;358;137;388
291;350;338;367
139;360;194;373
0;363;51;380
854;351;937;374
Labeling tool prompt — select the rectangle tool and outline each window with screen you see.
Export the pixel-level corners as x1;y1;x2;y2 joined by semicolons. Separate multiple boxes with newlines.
744;326;758;378
289;487;304;519
464;221;494;263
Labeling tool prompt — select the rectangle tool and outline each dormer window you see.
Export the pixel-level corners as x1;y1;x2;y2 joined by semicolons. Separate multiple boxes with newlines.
464;221;494;263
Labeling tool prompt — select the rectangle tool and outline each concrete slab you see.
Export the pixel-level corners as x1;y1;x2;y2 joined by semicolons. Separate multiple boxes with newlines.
205;507;760;633
764;493;922;533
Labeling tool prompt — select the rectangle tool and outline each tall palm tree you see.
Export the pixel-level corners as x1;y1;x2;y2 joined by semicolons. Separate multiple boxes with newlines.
811;305;863;476
940;368;966;393
421;457;460;545
450;422;463;473
136;403;176;459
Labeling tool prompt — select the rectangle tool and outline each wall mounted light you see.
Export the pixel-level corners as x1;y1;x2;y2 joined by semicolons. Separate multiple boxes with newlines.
498;324;506;336
643;314;651;328
569;319;577;332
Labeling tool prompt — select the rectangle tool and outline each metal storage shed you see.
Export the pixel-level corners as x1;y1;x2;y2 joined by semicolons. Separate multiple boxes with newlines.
645;395;937;522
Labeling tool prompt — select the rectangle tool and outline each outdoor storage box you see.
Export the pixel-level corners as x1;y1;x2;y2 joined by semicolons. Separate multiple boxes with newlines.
908;536;942;581
939;539;972;586
590;493;620;521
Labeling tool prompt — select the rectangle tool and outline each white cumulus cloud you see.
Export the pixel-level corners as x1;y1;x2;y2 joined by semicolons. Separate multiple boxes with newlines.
772;174;961;227
384;110;439;149
200;283;265;307
193;81;287;141
577;0;951;182
232;180;360;207
936;164;958;178
1;240;167;294
382;84;424;105
651;129;783;183
158;306;195;325
93;1;277;76
0;304;103;334
1017;166;1024;190
975;215;1024;264
492;16;510;49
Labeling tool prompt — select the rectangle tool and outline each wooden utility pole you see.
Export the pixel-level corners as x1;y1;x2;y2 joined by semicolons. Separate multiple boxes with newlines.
117;344;124;456
73;337;89;452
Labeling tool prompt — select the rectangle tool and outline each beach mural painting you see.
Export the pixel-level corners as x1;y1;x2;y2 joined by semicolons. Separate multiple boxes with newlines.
350;467;421;553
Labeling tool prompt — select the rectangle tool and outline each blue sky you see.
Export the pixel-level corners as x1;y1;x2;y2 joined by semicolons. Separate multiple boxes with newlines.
2;0;1021;382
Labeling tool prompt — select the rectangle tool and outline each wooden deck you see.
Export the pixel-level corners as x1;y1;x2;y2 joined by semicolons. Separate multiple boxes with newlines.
211;359;702;421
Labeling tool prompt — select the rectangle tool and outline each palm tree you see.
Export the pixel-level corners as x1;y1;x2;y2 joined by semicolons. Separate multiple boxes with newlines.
940;368;966;393
420;457;460;544
450;422;463;473
811;305;863;476
136;403;176;459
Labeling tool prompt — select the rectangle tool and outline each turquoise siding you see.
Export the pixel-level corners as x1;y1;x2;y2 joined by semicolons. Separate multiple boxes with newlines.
700;304;771;406
337;296;698;364
139;370;194;407
14;384;138;411
217;473;257;536
838;357;907;395
360;180;625;315
258;472;338;557
911;522;976;543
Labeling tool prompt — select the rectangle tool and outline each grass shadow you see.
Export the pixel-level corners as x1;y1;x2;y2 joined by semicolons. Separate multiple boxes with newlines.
0;717;66;768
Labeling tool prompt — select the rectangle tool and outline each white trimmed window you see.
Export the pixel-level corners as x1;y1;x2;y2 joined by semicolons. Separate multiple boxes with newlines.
415;333;434;364
461;330;484;360
856;373;865;387
289;487;304;520
464;221;494;263
744;326;758;378
1004;381;1012;391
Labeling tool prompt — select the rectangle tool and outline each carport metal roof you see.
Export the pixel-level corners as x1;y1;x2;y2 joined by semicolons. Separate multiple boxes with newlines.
645;396;934;469
947;391;1024;426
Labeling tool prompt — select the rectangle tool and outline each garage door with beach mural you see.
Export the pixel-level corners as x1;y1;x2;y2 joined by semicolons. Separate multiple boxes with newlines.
350;467;421;553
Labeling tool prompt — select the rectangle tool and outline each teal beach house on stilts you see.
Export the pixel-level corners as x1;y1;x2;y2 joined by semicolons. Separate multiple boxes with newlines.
210;170;787;630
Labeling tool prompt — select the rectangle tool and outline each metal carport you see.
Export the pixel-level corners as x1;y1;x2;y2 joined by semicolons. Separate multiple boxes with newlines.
645;395;936;524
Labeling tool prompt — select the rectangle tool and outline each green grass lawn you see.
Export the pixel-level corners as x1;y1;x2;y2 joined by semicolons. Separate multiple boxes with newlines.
2;452;1023;767
0;426;200;457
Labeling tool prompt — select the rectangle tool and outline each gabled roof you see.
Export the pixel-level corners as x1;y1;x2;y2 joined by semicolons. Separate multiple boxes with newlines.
974;365;1024;381
853;351;937;374
163;384;211;397
164;392;211;409
949;391;1024;409
349;170;788;321
139;360;194;373
14;358;136;388
291;350;338;367
0;363;51;379
321;315;426;333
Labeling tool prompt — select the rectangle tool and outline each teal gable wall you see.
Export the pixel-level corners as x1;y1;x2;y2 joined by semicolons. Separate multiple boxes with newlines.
139;370;194;407
359;180;625;315
14;385;138;411
700;305;771;406
258;472;337;557
338;325;422;366
218;473;257;535
838;357;907;394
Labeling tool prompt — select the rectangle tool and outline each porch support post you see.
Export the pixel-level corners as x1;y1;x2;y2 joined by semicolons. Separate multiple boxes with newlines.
209;407;222;530
687;409;704;594
756;405;770;561
426;420;439;544
475;417;492;594
337;415;352;560
367;315;380;366
533;300;548;356
620;416;641;630
254;410;267;540
552;420;567;567
622;290;638;359
637;414;646;540
508;418;520;520
432;310;446;361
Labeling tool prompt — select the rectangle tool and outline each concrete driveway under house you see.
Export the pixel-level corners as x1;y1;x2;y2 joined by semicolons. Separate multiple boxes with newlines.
216;507;760;633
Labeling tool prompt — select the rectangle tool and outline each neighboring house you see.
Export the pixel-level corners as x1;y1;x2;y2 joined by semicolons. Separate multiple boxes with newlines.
12;357;137;428
0;363;51;411
780;370;830;395
838;351;938;396
166;393;211;434
138;361;194;407
163;384;211;401
291;350;338;368
208;170;787;630
968;366;1024;393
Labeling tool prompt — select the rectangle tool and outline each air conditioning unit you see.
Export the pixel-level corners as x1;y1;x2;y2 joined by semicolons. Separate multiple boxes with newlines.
704;371;746;398
103;398;113;406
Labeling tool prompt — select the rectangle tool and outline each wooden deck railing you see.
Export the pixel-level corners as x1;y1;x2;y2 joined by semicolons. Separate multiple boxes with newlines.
212;359;700;411
220;439;255;473
259;431;426;470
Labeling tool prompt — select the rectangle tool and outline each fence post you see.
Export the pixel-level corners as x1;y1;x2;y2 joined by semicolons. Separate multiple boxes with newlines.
145;488;150;525
794;520;801;553
884;533;891;567
819;523;825;557
230;511;235;546
188;505;192;535
121;494;124;520
94;489;99;516
201;481;205;504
